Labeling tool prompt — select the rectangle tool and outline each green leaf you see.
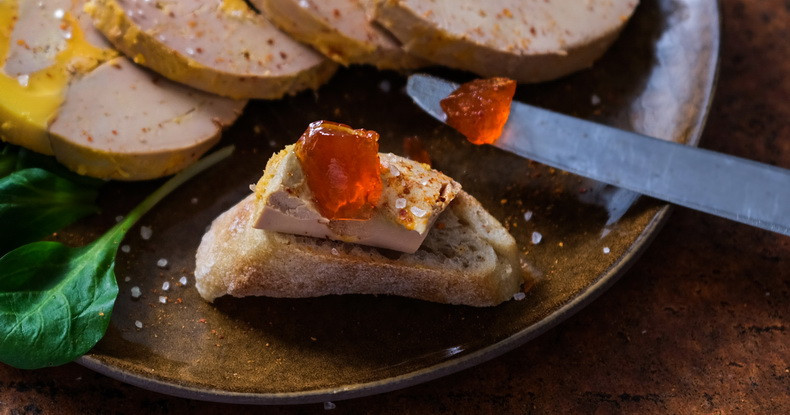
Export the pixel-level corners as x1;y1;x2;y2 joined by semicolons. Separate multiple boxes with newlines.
0;146;233;369
0;168;100;255
0;241;117;369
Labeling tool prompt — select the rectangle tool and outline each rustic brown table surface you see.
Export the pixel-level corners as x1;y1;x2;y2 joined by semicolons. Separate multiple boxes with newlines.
2;0;788;414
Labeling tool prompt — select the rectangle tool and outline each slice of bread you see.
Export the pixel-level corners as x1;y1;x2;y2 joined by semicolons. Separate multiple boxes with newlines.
195;190;535;307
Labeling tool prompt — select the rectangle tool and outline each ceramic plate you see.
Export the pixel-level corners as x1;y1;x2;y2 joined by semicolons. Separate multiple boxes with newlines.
73;0;720;404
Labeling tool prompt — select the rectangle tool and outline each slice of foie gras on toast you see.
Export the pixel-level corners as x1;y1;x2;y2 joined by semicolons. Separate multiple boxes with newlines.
252;0;424;69
254;147;461;253
86;0;338;99
0;0;245;180
375;0;640;83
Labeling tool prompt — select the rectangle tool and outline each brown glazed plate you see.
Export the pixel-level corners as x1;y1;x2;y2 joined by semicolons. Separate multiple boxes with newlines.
70;0;720;404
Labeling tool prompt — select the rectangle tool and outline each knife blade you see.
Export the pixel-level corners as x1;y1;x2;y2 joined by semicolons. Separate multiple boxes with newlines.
406;74;790;237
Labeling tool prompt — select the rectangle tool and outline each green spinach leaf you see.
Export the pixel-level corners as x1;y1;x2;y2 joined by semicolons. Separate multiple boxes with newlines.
0;146;233;369
0;168;100;255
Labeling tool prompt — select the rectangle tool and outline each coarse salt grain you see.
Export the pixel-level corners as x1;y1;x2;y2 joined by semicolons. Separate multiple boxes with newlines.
16;74;29;87
158;296;167;304
115;215;124;222
395;198;407;209
124;276;131;282
531;231;543;245
591;94;601;106
603;247;611;254
191;197;199;204
523;210;533;221
378;79;391;93
53;8;65;19
389;164;400;177
179;276;189;286
130;286;142;298
162;281;170;291
134;320;143;329
323;402;336;410
121;244;131;253
140;226;153;240
156;258;168;268
410;206;427;218
513;292;526;301
331;248;339;256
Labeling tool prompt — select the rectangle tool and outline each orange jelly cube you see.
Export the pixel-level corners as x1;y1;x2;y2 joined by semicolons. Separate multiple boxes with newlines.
295;121;382;220
440;77;517;145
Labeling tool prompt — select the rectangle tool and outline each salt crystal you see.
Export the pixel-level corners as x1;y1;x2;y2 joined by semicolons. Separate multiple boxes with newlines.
140;226;153;240
158;296;167;304
531;231;542;245
389;164;400;177
523;210;533;221
53;8;65;19
410;206;427;218
162;281;170;291
134;320;143;329
269;140;277;147
513;292;526;301
331;248;339;256
124;276;131;282
602;247;610;254
156;258;168;268
323;402;336;410
130;286;142;298
121;244;131;253
16;74;29;87
62;30;72;40
185;47;195;55
190;197;198;204
591;94;601;106
378;79;391;93
179;276;189;286
115;215;124;222
395;198;407;209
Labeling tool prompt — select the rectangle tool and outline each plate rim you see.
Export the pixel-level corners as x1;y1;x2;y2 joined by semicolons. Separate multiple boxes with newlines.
77;0;722;404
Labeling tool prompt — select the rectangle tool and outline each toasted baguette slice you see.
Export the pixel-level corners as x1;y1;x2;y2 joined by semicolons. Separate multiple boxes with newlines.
195;191;534;306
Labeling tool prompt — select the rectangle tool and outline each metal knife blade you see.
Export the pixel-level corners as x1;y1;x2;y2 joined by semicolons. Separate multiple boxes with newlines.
407;74;790;237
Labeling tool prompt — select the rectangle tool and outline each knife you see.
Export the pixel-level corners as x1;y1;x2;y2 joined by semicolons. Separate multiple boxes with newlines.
406;74;790;237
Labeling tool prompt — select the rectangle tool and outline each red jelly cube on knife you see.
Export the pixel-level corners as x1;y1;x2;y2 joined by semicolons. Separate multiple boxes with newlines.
440;77;517;145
